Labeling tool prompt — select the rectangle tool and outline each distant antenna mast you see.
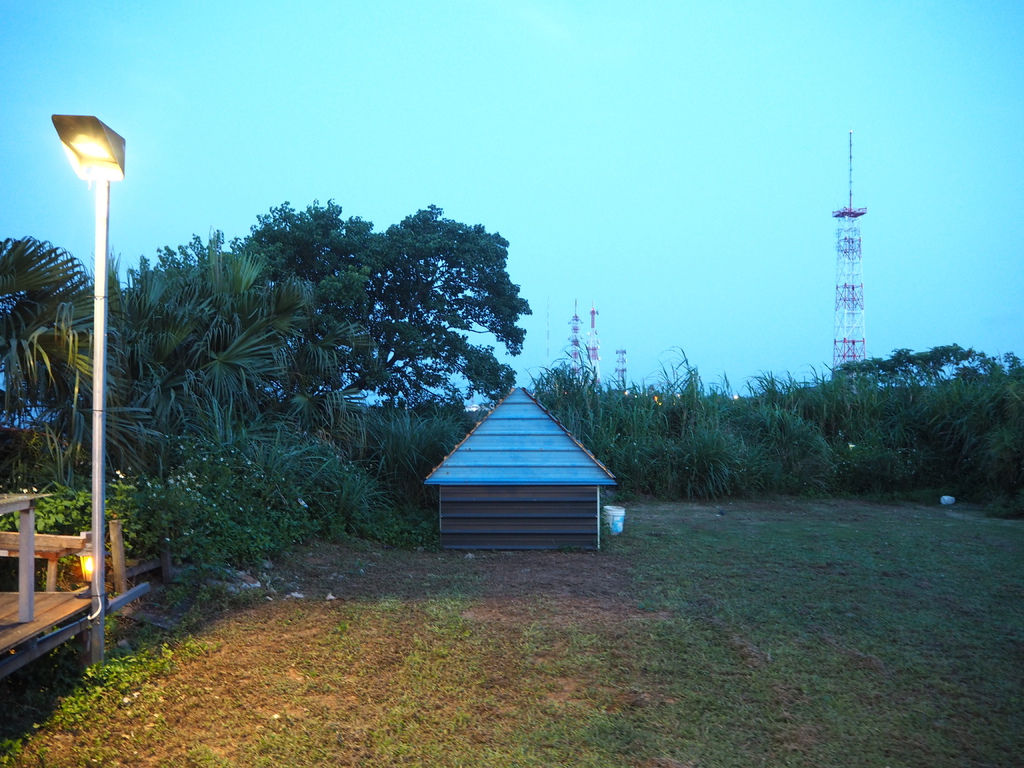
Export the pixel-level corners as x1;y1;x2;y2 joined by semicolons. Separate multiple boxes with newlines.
832;130;867;369
587;302;601;385
568;300;583;374
615;348;627;388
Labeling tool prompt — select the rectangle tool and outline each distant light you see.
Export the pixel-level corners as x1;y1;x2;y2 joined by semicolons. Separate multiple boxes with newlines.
732;394;739;400
848;443;856;449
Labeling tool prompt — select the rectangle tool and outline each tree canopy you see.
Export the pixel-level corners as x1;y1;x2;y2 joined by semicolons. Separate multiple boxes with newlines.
837;344;1023;385
240;201;531;405
111;234;368;465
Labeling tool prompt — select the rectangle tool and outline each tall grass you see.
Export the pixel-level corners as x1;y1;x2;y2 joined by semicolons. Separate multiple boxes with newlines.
343;405;473;546
531;353;1024;513
532;357;750;499
353;405;472;508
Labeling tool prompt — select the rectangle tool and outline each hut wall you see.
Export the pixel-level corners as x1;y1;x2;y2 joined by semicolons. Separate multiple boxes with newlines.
439;485;599;550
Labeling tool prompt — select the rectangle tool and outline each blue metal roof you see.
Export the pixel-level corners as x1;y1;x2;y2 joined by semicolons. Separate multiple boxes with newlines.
424;388;616;486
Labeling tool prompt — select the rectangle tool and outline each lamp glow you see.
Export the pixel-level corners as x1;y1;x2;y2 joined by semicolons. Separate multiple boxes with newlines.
80;554;94;580
69;140;110;158
52;115;125;181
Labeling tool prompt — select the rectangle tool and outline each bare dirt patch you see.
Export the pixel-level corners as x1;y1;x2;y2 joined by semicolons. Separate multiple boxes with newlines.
263;538;661;631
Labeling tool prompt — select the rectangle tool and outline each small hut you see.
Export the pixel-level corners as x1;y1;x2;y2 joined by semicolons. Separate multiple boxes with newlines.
424;388;616;550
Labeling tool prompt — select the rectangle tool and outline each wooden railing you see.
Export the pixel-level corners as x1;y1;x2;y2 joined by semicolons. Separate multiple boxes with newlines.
0;520;169;608
0;530;90;592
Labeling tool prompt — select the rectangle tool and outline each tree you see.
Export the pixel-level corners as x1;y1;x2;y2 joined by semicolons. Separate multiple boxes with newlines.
111;233;367;472
240;202;531;405
0;238;93;481
838;344;1022;385
0;238;91;424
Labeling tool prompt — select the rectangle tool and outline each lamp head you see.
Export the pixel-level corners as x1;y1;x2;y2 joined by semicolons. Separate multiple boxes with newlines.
52;115;125;181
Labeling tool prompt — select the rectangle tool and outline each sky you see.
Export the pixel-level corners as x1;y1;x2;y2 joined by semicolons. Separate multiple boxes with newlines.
2;0;1022;394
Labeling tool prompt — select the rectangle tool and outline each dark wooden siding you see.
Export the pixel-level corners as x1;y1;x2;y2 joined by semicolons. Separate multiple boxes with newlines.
439;485;599;550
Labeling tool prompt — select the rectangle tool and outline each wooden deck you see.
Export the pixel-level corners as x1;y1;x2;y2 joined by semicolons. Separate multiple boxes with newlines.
0;494;155;677
0;589;91;655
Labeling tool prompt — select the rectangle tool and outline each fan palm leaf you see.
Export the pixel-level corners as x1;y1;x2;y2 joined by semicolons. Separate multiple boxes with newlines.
0;237;90;427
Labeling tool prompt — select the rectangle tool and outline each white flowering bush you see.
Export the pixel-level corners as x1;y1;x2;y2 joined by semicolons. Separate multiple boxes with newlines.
135;434;383;568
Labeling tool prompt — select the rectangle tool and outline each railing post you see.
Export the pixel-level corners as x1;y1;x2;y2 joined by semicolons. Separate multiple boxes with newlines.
109;519;128;595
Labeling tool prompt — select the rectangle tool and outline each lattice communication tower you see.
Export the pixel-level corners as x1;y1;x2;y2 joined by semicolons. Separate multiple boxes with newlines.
832;130;867;368
615;348;627;387
568;301;583;374
587;303;601;385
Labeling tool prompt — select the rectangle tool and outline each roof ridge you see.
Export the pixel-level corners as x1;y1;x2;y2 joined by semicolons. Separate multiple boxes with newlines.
423;387;616;486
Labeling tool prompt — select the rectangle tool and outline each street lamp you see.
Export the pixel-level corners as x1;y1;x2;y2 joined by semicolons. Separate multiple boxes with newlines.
52;114;125;665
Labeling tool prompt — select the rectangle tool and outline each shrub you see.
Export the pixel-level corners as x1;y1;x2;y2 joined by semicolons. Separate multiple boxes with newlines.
134;433;384;569
987;489;1024;519
833;442;917;496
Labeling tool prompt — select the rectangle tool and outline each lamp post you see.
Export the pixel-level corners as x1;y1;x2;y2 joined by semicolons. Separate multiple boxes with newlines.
52;115;125;665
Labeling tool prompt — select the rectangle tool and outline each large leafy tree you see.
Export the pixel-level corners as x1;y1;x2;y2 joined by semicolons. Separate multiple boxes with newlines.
240;201;531;405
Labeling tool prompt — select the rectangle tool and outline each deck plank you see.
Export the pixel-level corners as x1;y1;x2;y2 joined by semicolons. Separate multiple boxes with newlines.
0;591;91;654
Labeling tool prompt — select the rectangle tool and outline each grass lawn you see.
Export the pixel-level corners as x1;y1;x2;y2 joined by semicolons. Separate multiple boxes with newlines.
2;498;1022;767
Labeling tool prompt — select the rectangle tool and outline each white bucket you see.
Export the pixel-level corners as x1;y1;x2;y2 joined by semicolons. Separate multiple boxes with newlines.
603;505;626;535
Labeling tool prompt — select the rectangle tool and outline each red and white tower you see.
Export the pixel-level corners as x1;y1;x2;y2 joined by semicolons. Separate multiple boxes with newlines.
832;130;867;368
586;303;601;385
568;301;583;374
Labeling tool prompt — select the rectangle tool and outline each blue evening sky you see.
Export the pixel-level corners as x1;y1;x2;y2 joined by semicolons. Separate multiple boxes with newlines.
2;1;1021;392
